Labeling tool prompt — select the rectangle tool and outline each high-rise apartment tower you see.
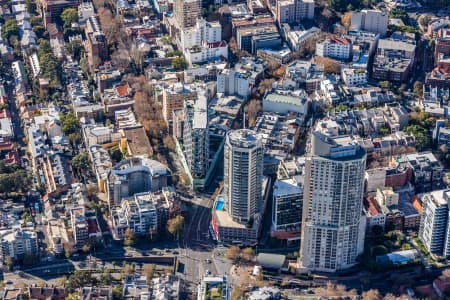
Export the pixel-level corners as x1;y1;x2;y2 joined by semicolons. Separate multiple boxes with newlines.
224;129;263;224
299;132;366;272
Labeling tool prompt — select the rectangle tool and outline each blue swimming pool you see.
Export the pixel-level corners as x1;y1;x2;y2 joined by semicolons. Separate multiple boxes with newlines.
216;196;224;210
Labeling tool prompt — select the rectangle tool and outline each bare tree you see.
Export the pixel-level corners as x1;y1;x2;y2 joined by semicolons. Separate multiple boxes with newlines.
111;43;131;71
314;56;341;75
130;41;145;73
245;99;262;128
97;7;124;47
341;12;352;29
362;289;382;300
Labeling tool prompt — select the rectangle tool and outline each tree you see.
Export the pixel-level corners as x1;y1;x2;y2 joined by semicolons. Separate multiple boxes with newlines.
67;270;96;288
231;286;245;300
420;15;431;27
71;152;90;181
404;124;430;151
379;81;392;90
225;246;240;261
60;112;81;135
61;8;78;28
244;99;261;128
130;41;145;73
143;264;156;283
25;0;37;14
65;291;81;300
109;147;123;163
97;7;124;47
32;25;45;39
272;65;286;79
362;289;382;300
241;247;255;262
163;135;176;152
111;44;131;71
372;245;388;256
2;20;19;40
341;12;352;29
167;215;184;240
389;9;409;23
0;168;32;195
314;56;341;75
171;56;188;71
378;127;390;136
112;285;123;300
99;269;112;285
413;81;423;98
122;263;134;275
22;211;33;223
66;40;84;61
124;228;135;246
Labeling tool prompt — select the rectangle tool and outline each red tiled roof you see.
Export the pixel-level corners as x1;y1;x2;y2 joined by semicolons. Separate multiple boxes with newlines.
412;196;423;213
207;41;227;48
329;36;351;45
115;84;131;97
232;17;274;27
366;195;382;216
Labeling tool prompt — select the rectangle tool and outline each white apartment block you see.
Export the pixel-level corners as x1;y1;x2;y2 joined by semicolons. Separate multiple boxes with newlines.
224;129;263;224
276;0;295;24
180;19;222;50
183;91;209;178
276;0;314;24
316;36;352;60
419;189;450;256
185;41;228;65
376;187;399;207
180;19;228;65
113;192;158;239
300;133;366;272
217;69;251;100
341;68;367;87
351;10;388;36
0;229;38;261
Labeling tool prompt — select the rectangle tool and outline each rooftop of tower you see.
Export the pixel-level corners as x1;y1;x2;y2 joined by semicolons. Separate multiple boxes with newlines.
227;129;261;149
311;131;366;160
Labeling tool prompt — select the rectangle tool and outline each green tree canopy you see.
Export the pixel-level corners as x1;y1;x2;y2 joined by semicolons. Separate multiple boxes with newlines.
71;152;90;181
0;164;32;195
60;112;81;135
32;25;45;39
66;40;84;61
2;20;19;40
61;8;78;28
171;57;188;71
404;124;430;151
39;39;62;87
